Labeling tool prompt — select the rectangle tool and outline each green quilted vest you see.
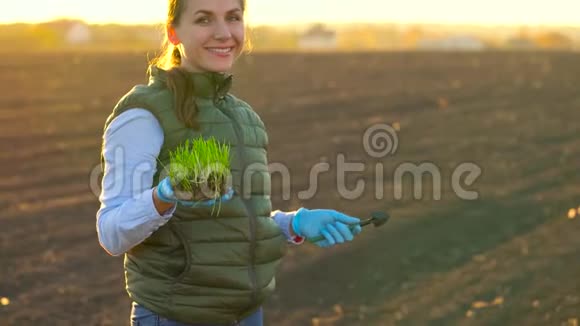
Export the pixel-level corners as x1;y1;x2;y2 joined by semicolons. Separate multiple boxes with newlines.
101;66;288;324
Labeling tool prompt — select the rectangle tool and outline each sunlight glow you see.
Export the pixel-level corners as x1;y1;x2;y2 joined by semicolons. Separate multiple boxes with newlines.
1;0;579;26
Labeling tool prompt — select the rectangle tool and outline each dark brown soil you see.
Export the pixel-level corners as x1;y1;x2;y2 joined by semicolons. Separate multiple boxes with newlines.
1;51;579;325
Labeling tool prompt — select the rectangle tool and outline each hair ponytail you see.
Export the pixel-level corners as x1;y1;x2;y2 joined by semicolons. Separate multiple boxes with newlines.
166;67;200;130
170;44;181;66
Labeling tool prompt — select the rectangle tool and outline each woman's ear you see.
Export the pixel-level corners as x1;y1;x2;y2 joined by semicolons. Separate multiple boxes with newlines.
167;25;180;45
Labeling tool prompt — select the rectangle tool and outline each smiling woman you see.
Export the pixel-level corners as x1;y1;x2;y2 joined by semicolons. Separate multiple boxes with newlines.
160;0;247;72
149;0;249;130
97;0;366;325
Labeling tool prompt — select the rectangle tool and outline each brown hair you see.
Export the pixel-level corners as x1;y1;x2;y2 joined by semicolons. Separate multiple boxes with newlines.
149;0;250;130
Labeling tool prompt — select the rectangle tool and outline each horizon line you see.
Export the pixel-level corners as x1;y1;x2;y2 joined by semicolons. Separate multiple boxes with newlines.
2;17;580;29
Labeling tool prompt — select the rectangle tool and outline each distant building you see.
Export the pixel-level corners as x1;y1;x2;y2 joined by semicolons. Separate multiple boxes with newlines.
299;24;337;50
66;22;92;44
534;32;574;50
417;35;486;51
505;37;536;50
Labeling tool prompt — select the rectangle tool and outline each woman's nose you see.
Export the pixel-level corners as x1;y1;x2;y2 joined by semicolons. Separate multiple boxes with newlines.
213;21;232;40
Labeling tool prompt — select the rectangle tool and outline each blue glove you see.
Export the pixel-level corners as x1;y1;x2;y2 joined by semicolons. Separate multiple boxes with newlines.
156;176;234;207
291;208;363;248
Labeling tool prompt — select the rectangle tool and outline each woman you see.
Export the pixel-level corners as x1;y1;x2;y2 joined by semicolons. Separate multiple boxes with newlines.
96;0;363;325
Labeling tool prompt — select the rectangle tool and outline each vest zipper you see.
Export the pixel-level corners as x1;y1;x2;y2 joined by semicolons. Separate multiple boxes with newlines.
214;100;260;313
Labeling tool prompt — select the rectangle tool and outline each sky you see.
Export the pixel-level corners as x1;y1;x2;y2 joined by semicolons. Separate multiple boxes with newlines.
1;0;579;26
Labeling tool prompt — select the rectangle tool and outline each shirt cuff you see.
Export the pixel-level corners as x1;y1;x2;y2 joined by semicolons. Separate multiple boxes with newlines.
149;189;177;220
271;210;305;245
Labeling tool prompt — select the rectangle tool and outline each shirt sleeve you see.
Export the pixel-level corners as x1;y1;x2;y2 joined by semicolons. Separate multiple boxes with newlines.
96;108;176;256
271;209;305;245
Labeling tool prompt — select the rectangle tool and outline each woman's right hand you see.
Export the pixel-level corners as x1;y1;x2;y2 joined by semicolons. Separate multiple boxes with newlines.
155;176;234;208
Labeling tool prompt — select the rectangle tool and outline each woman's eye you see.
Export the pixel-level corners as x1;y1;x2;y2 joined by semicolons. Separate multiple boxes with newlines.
228;15;241;22
196;17;210;24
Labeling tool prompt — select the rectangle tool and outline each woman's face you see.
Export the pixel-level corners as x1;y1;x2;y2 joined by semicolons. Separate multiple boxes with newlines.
172;0;244;73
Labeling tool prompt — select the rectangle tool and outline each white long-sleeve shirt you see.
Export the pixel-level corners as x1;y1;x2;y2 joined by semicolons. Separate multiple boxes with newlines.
97;108;303;256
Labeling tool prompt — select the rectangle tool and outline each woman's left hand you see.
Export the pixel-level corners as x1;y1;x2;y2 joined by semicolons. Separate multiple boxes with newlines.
291;208;363;248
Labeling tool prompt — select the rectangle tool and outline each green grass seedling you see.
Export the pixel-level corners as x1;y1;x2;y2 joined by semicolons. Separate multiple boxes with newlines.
157;137;231;216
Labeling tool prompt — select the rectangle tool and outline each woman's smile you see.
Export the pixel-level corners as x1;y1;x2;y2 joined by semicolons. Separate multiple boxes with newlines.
206;46;235;58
